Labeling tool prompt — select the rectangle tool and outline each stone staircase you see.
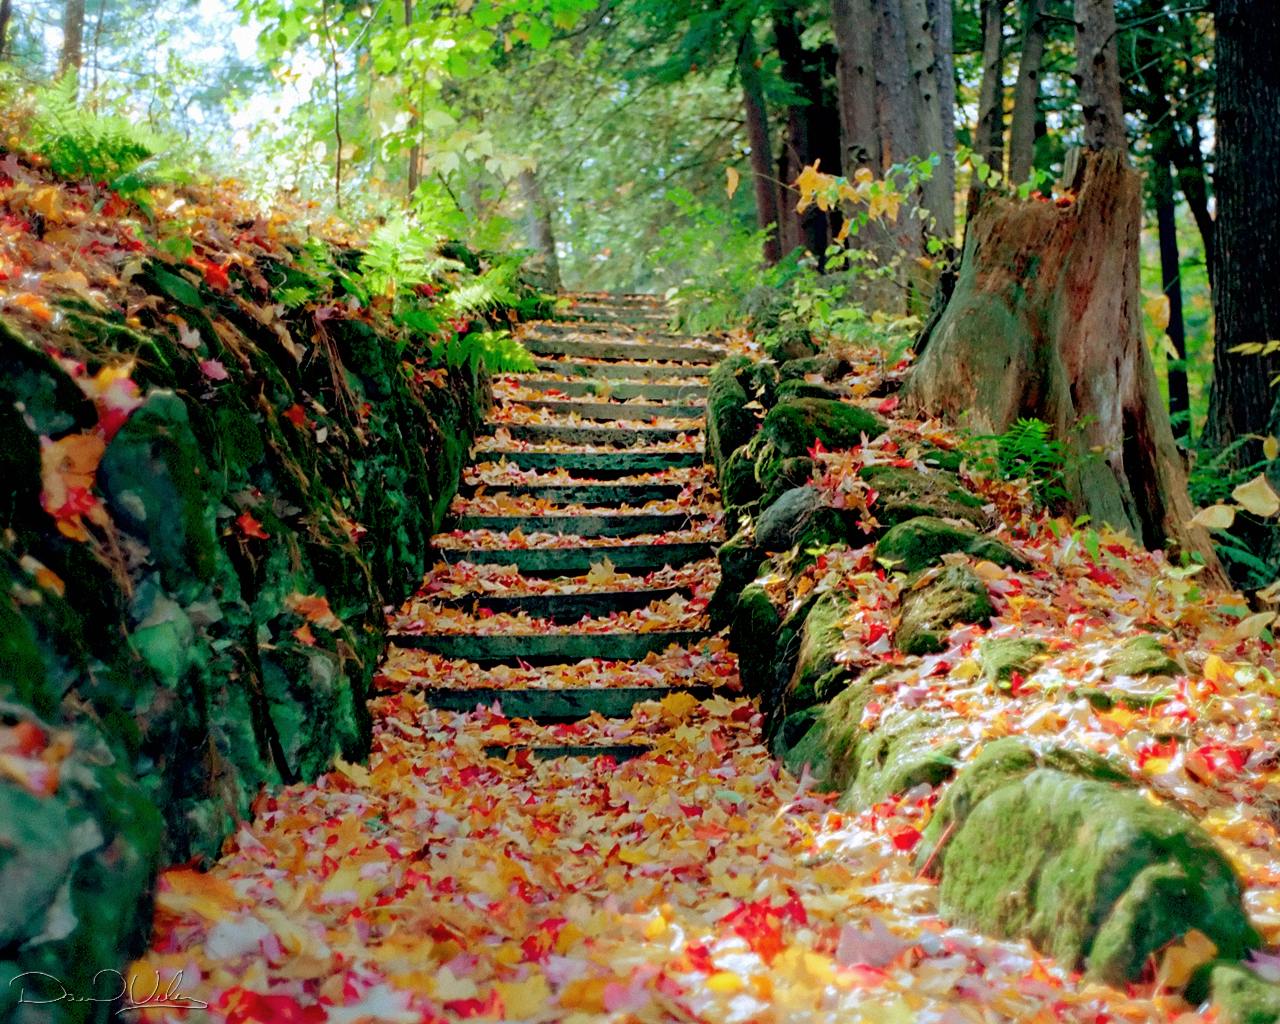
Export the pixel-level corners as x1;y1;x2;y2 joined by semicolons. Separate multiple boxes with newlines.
387;293;731;759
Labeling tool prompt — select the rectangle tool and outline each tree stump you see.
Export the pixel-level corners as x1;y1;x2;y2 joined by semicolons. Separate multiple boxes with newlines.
905;150;1219;573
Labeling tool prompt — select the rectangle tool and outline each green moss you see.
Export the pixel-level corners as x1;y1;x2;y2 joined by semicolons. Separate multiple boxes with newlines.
707;356;759;472
778;354;849;382
730;584;781;698
721;446;762;512
896;565;993;655
784;589;854;712
709;527;767;631
761;456;817;509
755;486;864;554
841;709;962;811
1212;963;1280;1024
775;706;825;771
875;515;1025;574
979;637;1048;688
791;680;877;789
860;464;986;530
775;379;845;403
762;397;888;459
1103;633;1183;679
934;762;1256;984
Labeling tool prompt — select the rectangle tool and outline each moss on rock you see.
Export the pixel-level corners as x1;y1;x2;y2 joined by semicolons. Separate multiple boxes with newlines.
707;356;759;474
838;708;961;810
979;637;1049;688
860;464;987;530
730;584;781;698
1212;964;1280;1024
896;565;994;655
755;485;865;554
784;589;854;713
708;527;766;630
720;445;761;518
761;456;817;509
875;515;1026;574
762;397;888;459
1103;633;1183;678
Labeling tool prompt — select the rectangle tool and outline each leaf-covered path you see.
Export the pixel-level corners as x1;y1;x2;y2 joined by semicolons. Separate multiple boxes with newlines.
134;299;1180;1023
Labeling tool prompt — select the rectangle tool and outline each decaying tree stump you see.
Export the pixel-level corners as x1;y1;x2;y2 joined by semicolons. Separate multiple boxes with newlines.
905;150;1220;572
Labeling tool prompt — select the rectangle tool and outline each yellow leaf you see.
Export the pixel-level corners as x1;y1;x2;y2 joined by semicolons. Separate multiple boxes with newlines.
333;757;372;787
586;556;618;585
1265;436;1280;461
706;972;743;993
29;185;64;222
657;690;699;720
725;165;740;199
1144;292;1171;332
496;976;550;1017
617;846;652;866
1187;504;1235;531
1233;474;1280;517
1234;611;1277;640
559;976;608;1012
1203;654;1235;685
1155;929;1217;991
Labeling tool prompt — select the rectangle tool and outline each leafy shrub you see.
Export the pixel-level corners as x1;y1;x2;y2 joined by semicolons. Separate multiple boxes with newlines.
963;418;1071;510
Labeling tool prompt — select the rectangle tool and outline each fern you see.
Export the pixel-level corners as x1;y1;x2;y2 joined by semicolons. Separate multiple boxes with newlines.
428;330;534;376
442;262;521;318
359;219;464;298
962;417;1071;509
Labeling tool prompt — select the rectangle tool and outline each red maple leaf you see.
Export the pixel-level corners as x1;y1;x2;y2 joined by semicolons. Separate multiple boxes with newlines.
236;511;270;540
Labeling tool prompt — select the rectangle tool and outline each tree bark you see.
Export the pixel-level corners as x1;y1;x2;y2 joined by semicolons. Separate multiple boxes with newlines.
902;0;953;239
905;151;1219;572
831;0;881;175
404;0;421;200
517;168;561;292
740;31;782;266
1153;154;1189;438
1171;129;1214;289
975;0;1004;170
927;0;955;233
1074;0;1126;152
874;0;917;173
0;0;14;61
774;9;833;259
1204;0;1280;455
1009;0;1046;183
60;0;85;83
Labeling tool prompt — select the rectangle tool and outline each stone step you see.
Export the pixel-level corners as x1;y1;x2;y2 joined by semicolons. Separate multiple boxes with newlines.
533;321;701;344
523;337;725;364
509;378;708;401
479;449;703;475
562;292;662;307
390;629;709;664
562;308;671;325
532;359;711;381
435;542;714;575
503;398;705;421
424;684;711;720
484;743;652;762
433;586;688;621
455;512;696;538
482;422;692;447
457;481;688;504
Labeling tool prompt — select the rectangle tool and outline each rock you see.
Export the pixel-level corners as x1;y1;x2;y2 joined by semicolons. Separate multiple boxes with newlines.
762;397;888;459
783;589;854;712
860;464;988;529
979;637;1049;688
923;739;1256;984
841;709;962;811
896;565;994;655
706;357;759;473
875;516;1026;574
761;323;819;362
730;584;781;697
720;446;761;512
755;486;853;553
774;706;825;770
1212;963;1280;1024
1103;633;1183;678
708;527;765;630
761;456;817;510
778;354;852;382
775;378;846;403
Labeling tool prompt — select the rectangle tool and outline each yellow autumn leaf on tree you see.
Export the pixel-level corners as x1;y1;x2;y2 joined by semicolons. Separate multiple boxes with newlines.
1232;474;1280;517
725;165;740;199
1188;503;1236;530
1144;292;1171;332
1265;435;1280;461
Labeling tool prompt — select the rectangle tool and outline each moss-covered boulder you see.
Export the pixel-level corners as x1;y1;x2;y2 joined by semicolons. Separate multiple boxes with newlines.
979;637;1049;688
762;397;888;459
778;353;852;382
708;527;766;630
840;709;963;811
1102;633;1183;678
860;464;988;530
775;378;847;403
761;456;817;509
1212;964;1280;1024
707;356;759;473
875;516;1026;574
730;584;781;697
781;677;875;785
755;486;864;554
783;589;854;712
922;739;1257;985
761;323;819;362
896;565;994;655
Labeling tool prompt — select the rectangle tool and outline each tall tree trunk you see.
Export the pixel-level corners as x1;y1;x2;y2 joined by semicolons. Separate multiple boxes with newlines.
905;151;1219;572
1171;124;1214;290
517;168;561;292
831;0;880;174
59;0;85;84
1153;154;1189;438
740;32;782;266
927;0;955;234
774;9;831;259
1204;0;1280;455
404;0;420;200
902;0;953;239
967;0;1005;226
1074;0;1126;152
0;0;14;61
1008;0;1047;183
874;0;916;173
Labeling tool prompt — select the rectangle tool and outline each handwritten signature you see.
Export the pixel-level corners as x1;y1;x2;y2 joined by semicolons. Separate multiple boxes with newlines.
9;969;208;1015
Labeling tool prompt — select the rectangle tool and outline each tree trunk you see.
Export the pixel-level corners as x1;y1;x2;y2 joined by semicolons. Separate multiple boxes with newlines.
1153;155;1189;438
966;0;1005;226
774;9;832;259
1171;123;1214;288
1008;0;1047;183
902;0;953;240
0;0;14;61
831;0;881;174
1204;0;1280;454
404;0;421;200
874;0;917;173
740;32;782;266
60;0;85;83
927;0;955;234
904;151;1219;572
1074;0;1126;152
517;168;561;293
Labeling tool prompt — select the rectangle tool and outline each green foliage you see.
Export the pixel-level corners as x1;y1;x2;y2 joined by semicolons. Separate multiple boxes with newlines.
432;329;537;375
1187;439;1278;589
358;219;465;298
963;418;1070;510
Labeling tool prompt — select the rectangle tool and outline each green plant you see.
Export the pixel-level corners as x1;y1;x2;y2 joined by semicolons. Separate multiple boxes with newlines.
964;418;1071;509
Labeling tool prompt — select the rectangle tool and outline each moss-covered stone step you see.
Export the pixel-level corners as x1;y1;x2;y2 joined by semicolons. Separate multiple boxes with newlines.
455;511;696;538
484;743;653;762
433;586;689;621
509;398;705;420
532;359;712;380
563;304;671;323
530;322;702;344
511;378;708;401
485;449;702;475
483;422;691;446
436;542;715;574
425;685;712;720
523;337;726;364
457;481;687;504
390;629;709;664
